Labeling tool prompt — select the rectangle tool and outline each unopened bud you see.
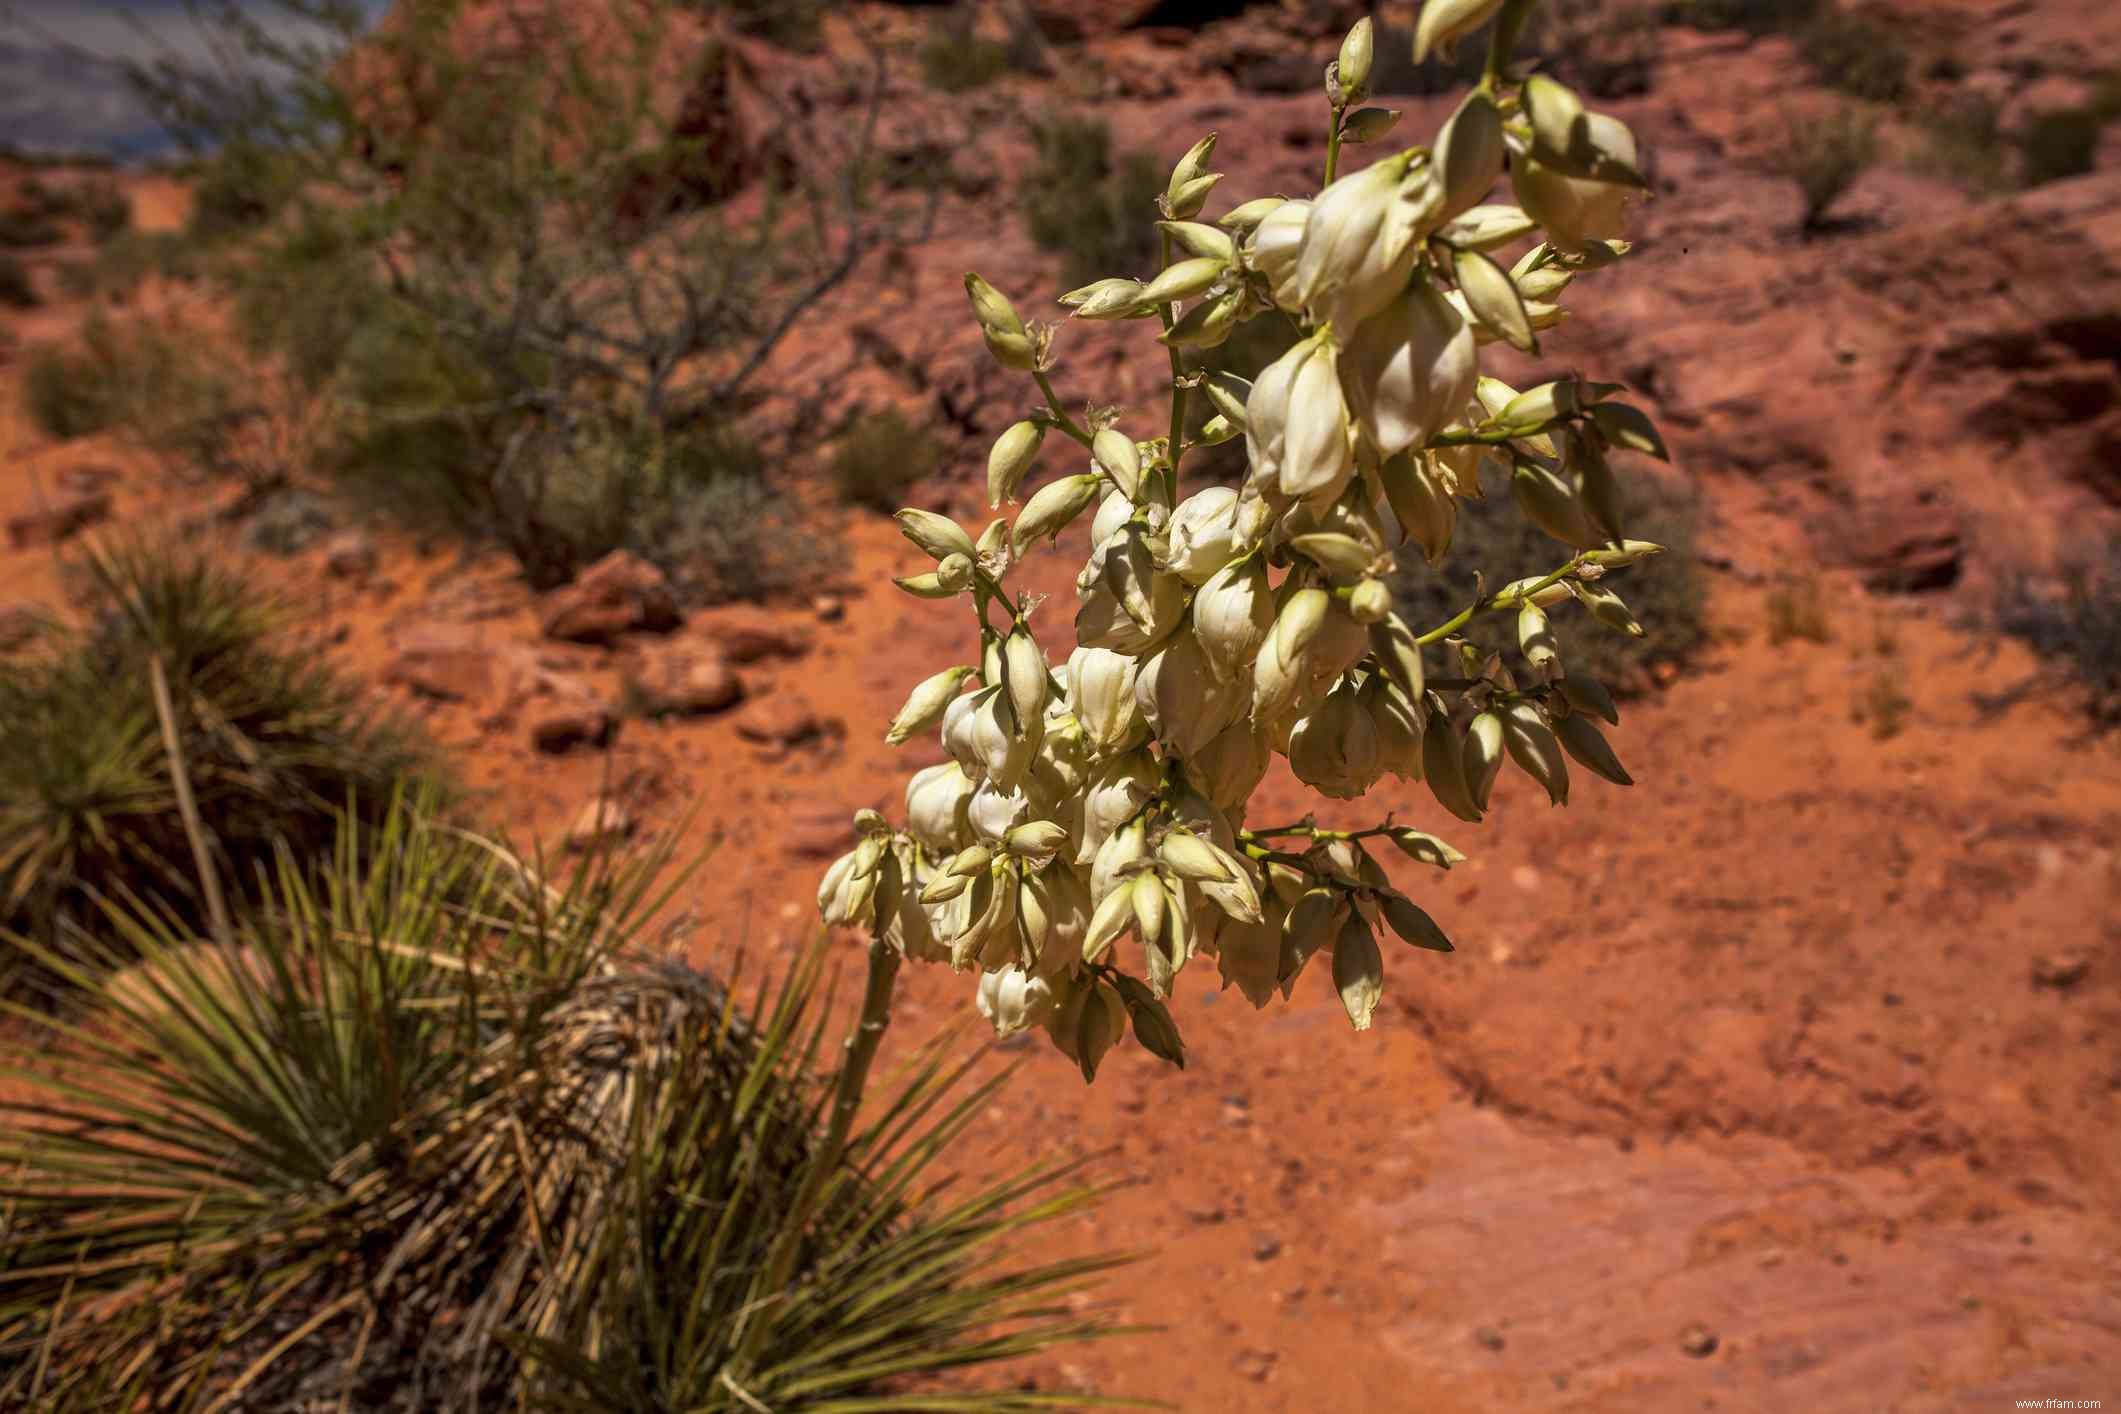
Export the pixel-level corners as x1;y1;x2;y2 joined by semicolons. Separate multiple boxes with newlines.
1337;16;1375;105
1091;428;1144;500
1348;577;1393;624
1158;220;1238;263
887;665;974;745
1014;473;1102;555
935;552;976;592
987;421;1045;508
1216;195;1285;234
1341;106;1401;143
1059;277;1151;320
1140;256;1228;306
897;508;977;562
964;271;1024;338
1332;911;1384;1030
1005;819;1070;861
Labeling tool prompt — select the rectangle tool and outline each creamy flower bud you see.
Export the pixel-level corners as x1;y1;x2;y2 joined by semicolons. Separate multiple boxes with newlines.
1190;719;1272;809
1438;203;1539;250
906;761;975;853
1005;819;1070;862
1165;132;1220;215
1218;195;1285;234
1161;291;1244;349
817;847;875;927
1519;602;1560;679
1193;556;1274;684
1512;113;1642;250
1523;75;1590;168
1435;89;1505;221
1454;246;1537;353
1413;0;1506;62
967;684;1041;790
1294;153;1427;331
1091;428;1143;501
1082;879;1137;963
897;508;976;562
935;552;975;593
1013;473;1101;555
1158;220;1238;263
1333;911;1384;1031
1077;750;1159;864
1140;256;1228;307
1339;279;1478;460
1348;577;1392;624
1135;629;1248;757
965;271;1024;336
977;965;1058;1038
1165;485;1243;584
1066;645;1145;754
1511;459;1601;549
1341;106;1402;143
1502;700;1571;805
969;778;1032;843
887;665;973;746
987;421;1045;508
1254;333;1356;501
1002;627;1050;727
1289;677;1381;799
1360;672;1425;779
1463;709;1506;812
1245;198;1311;312
1060;277;1151;320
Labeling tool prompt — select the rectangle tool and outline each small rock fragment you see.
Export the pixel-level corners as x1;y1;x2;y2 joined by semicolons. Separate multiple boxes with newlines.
1678;1322;1719;1358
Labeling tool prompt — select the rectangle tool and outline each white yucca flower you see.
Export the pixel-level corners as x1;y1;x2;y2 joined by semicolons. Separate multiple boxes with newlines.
1512;112;1643;250
1338;278;1479;459
1066;645;1145;755
905;761;975;853
1164;485;1244;585
1292;153;1437;331
1134;629;1250;757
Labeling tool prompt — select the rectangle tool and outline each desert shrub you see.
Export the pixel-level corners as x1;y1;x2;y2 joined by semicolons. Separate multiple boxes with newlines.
1852;665;1911;738
0;543;440;973
0;252;36;308
1392;466;1709;697
184;141;300;242
0;804;1130;1409
830;407;945;511
0;207;63;249
20;341;120;440
1917;93;2013;193
1766;571;1832;643
1774;104;1877;234
1020;113;1166;287
1665;0;1818;33
660;459;850;605
18;309;242;469
1797;8;1909;103
1995;536;2121;725
920;7;1014;93
2016;107;2103;187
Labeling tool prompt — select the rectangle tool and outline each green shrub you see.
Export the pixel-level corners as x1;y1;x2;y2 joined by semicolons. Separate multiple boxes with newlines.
0;803;1131;1409
659;459;851;605
830;407;944;511
1995;535;2121;726
1917;94;2013;194
1797;9;1909;103
20;341;120;440
0;542;441;971
1664;0;1817;34
184;142;300;242
0;207;63;249
2016;107;2103;187
0;252;36;309
1020;113;1166;287
920;8;1014;93
1391;465;1709;697
1774;104;1876;234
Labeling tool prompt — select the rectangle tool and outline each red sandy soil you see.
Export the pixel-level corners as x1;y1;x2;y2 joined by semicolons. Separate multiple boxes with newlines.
3;3;2119;1408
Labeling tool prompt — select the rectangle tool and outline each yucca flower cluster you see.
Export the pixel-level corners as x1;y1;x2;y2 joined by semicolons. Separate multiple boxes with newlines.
823;1;1676;1080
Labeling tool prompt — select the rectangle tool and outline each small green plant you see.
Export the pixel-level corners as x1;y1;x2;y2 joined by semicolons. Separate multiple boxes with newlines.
0;207;63;249
1019;113;1166;287
1995;536;2121;726
1766;572;1832;644
0;252;36;309
0;802;1132;1408
920;7;1013;93
1853;665;1911;738
1797;8;1910;103
1391;468;1709;697
183;142;300;242
1664;0;1818;34
20;341;120;440
1917;94;2013;194
2016;107;2103;187
659;460;851;605
0;542;440;970
1774;104;1877;235
831;407;945;511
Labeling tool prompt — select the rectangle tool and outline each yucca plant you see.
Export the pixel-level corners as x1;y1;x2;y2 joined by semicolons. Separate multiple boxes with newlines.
0;799;1138;1409
0;539;439;984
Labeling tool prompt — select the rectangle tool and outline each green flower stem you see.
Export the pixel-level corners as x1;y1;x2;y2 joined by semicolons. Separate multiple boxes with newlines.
1324;106;1345;185
1034;371;1095;447
737;929;902;1377
1415;554;1587;645
1158;230;1189;492
1429;427;1527;446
